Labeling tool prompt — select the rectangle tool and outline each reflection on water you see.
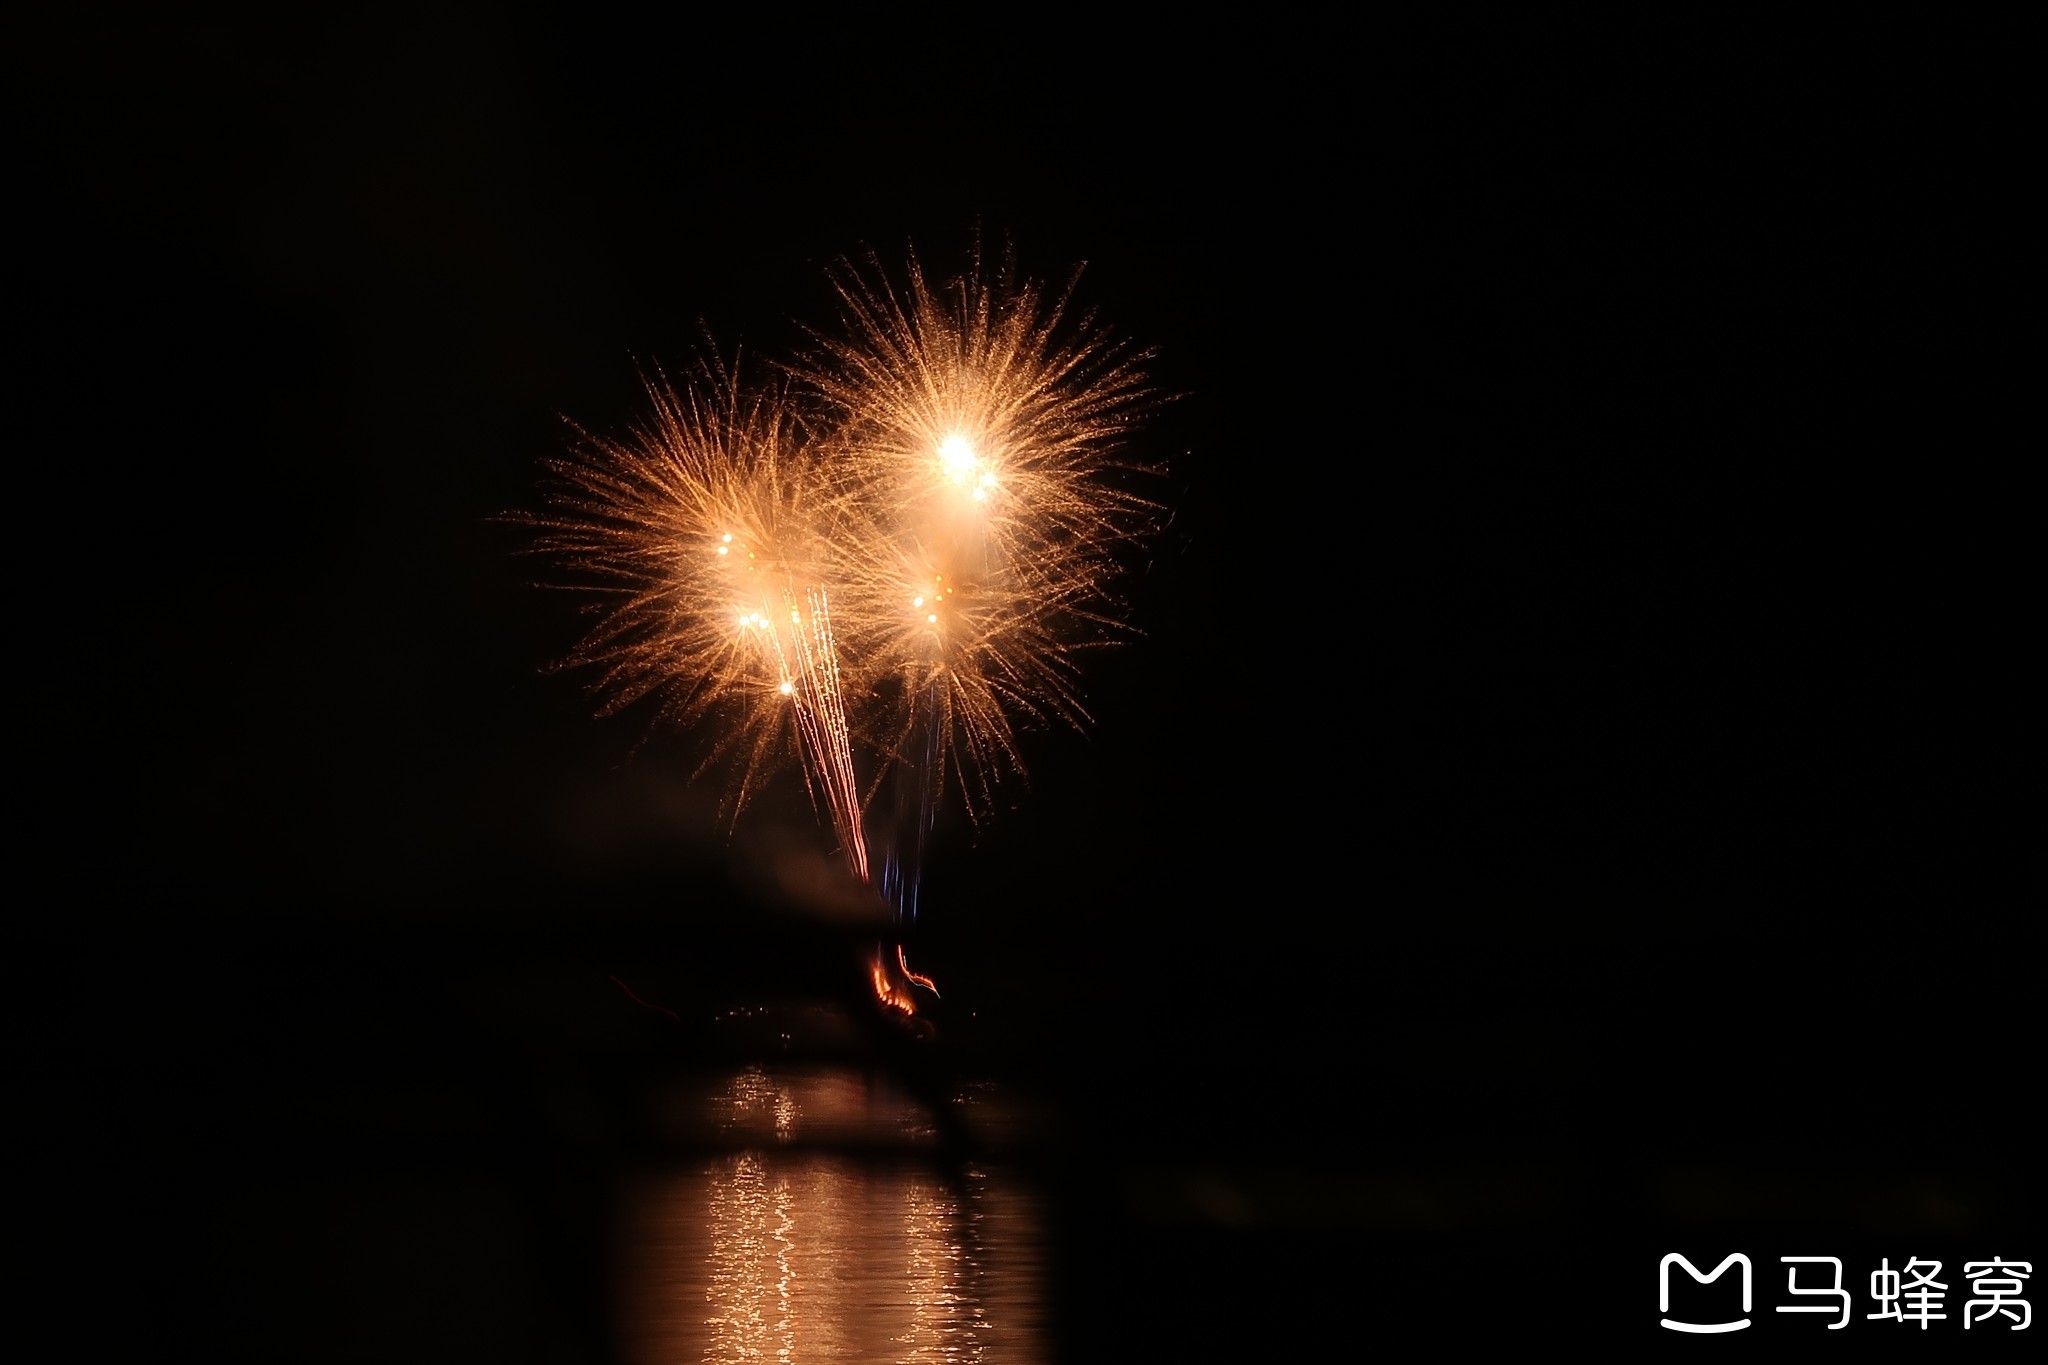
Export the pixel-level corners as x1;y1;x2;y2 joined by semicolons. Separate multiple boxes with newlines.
616;1066;1049;1364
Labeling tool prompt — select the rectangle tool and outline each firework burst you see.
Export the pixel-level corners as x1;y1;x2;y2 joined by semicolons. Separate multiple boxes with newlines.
529;248;1161;1008
797;247;1160;821
528;362;866;848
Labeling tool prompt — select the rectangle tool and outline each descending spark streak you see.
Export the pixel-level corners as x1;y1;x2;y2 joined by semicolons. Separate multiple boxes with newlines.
779;587;867;882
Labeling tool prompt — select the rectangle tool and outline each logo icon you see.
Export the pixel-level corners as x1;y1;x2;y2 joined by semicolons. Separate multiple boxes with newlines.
1661;1253;1753;1333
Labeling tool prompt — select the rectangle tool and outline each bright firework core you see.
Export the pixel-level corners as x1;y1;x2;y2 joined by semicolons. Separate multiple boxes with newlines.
531;249;1160;1015
938;434;977;480
937;433;998;502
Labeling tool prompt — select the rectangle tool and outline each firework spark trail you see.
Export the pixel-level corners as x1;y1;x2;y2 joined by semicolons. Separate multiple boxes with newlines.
781;586;868;882
703;518;876;881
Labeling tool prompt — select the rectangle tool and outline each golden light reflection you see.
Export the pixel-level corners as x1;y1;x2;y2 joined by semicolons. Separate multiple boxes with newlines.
618;1068;1048;1364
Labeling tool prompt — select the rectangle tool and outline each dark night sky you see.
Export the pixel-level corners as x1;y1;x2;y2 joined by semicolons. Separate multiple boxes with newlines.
12;9;2035;1358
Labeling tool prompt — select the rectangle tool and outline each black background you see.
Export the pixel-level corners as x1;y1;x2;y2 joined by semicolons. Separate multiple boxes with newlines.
12;8;2034;1358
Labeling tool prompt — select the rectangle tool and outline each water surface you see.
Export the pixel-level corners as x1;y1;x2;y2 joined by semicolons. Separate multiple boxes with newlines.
614;1065;1050;1364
